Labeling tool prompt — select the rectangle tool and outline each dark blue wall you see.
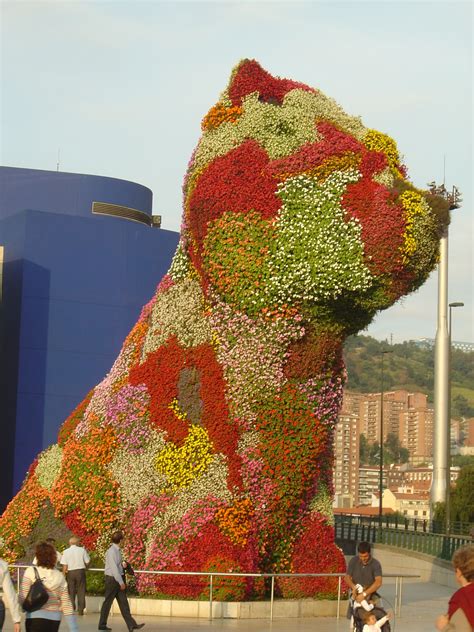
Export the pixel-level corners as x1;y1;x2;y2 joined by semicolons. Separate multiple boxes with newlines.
0;167;179;509
0;167;153;220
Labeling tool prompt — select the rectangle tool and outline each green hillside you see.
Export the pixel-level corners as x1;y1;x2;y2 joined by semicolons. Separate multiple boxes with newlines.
343;335;474;418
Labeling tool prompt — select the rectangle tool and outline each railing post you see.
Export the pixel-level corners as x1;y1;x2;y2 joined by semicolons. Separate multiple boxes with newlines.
270;575;275;621
209;573;213;621
398;576;404;617
394;575;399;616
337;575;342;620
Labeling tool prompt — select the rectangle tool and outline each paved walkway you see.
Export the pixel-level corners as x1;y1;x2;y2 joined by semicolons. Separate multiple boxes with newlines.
3;581;452;632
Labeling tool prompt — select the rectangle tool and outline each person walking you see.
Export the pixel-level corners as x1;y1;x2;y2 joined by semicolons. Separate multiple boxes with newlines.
345;541;383;631
98;531;144;632
435;543;474;632
33;539;62;569
60;536;90;615
20;542;77;632
0;557;21;632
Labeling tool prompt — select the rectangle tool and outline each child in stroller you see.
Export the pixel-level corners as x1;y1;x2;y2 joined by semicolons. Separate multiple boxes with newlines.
352;601;391;632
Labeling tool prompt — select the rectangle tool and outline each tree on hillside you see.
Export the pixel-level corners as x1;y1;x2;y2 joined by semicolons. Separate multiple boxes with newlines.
359;434;369;464
451;465;474;524
385;433;409;464
359;434;409;466
452;394;474;418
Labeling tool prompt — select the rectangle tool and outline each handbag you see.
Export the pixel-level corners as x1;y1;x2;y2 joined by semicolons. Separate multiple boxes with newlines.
22;567;49;612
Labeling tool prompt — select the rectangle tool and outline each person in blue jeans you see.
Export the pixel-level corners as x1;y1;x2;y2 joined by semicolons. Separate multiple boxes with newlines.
98;531;144;632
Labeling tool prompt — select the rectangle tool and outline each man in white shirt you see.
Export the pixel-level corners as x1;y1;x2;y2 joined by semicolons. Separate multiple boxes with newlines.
98;531;144;632
60;535;90;615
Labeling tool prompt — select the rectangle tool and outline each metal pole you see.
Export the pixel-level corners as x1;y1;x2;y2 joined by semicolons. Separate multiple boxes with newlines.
209;574;213;621
446;304;452;535
270;575;275;621
379;350;391;529
398;576;404;617
431;230;450;514
446;302;464;534
337;575;342;619
394;576;399;616
379;354;384;530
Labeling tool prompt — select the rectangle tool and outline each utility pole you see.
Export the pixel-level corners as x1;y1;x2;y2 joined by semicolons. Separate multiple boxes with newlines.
429;182;462;525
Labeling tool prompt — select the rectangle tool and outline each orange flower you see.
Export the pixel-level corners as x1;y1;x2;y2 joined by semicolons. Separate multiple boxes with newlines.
201;103;243;131
215;498;254;546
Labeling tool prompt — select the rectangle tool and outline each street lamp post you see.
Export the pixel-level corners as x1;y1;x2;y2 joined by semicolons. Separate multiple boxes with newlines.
446;301;464;533
429;182;462;524
379;350;392;529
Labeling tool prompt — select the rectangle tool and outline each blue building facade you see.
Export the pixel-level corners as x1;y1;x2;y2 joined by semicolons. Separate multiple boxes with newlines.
0;167;179;510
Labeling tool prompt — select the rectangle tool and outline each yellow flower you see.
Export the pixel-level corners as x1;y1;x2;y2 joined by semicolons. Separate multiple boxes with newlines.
363;129;400;171
155;425;214;490
399;190;429;263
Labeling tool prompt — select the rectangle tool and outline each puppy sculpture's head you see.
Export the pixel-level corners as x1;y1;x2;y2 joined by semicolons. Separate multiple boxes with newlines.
181;59;449;334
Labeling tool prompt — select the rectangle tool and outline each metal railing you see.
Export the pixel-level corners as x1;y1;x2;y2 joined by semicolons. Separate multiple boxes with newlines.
10;565;418;620
335;517;472;560
335;514;474;537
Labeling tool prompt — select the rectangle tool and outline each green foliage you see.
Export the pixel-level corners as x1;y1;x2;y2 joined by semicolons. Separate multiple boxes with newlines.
451;455;474;468
86;552;105;595
432;467;474;533
344;335;474;417
385;433;410;464
359;433;409;465
18;500;72;565
451;466;474;524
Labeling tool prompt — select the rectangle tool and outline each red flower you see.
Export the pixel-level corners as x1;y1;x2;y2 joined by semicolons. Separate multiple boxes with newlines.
129;337;243;490
279;513;346;598
228;59;316;106
342;179;405;278
63;510;98;550
188;140;280;252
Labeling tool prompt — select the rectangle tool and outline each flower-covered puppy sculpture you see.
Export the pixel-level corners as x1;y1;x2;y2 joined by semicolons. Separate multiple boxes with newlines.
0;60;449;600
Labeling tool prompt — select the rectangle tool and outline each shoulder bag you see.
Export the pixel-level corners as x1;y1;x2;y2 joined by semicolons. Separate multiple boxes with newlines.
22;567;49;612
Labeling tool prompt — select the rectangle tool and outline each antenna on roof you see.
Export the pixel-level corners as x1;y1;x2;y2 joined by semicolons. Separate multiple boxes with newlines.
56;148;61;172
443;154;446;186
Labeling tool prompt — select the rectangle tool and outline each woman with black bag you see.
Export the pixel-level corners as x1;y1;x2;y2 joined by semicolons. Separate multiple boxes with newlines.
0;557;21;632
20;543;77;632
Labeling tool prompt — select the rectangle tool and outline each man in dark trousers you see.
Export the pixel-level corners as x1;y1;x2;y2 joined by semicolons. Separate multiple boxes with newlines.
344;541;383;630
61;535;90;615
98;531;145;632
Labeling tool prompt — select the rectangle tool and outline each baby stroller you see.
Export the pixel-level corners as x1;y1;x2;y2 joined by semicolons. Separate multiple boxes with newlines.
351;599;391;632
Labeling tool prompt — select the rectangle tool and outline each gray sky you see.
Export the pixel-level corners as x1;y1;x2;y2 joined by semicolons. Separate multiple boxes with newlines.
1;0;472;344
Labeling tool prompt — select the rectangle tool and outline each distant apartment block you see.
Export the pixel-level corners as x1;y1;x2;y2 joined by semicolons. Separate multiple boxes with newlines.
344;389;434;459
333;413;359;507
465;418;474;447
402;465;460;492
333;390;458;507
400;406;434;459
358;466;387;506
